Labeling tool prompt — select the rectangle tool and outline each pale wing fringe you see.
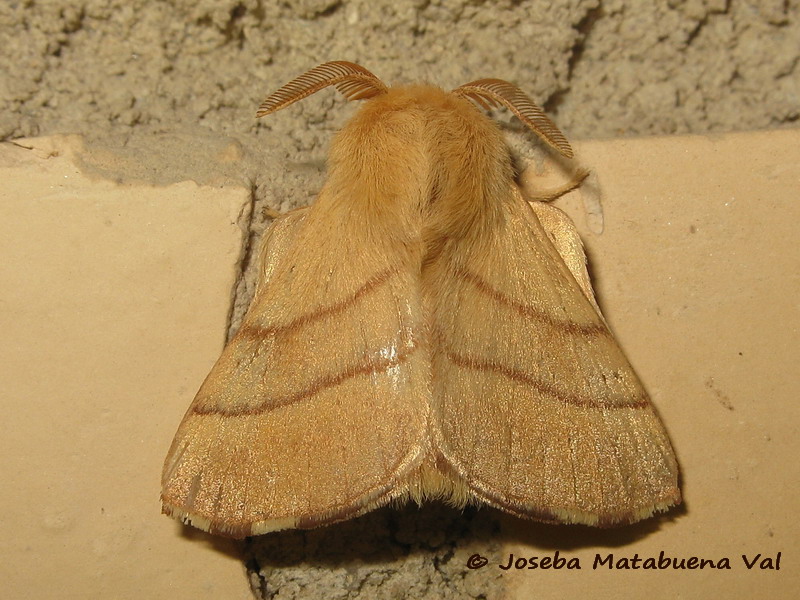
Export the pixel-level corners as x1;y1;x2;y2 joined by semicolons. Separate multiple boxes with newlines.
256;61;388;117
453;79;574;158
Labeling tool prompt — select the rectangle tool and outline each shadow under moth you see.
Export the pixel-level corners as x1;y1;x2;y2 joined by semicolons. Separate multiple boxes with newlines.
161;61;681;539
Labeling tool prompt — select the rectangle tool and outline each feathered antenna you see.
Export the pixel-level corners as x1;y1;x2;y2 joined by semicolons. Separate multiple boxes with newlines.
256;61;388;118
453;79;573;158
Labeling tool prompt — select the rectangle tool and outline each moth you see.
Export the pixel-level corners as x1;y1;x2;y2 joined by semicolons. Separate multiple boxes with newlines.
161;61;681;538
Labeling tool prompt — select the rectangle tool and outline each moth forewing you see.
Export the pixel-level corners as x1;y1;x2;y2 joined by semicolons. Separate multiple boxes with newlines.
161;192;431;538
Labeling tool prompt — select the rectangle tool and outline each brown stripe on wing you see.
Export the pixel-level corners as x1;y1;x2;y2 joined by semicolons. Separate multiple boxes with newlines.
456;268;609;337
238;267;398;338
193;333;419;417
445;350;650;409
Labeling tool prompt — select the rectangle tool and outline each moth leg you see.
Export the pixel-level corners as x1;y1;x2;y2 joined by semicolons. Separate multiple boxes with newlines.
522;167;589;202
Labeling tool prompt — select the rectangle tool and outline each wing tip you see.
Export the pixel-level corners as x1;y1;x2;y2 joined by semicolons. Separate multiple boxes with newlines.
161;501;301;539
160;480;414;539
547;488;683;528
467;485;682;528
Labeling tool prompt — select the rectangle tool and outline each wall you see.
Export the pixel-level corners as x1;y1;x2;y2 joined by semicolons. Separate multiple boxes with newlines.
1;1;798;598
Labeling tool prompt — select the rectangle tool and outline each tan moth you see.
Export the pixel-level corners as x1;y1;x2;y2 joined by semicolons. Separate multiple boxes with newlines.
161;61;681;538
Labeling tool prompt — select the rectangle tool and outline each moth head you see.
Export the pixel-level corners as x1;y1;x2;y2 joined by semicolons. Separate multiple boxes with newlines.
256;62;573;159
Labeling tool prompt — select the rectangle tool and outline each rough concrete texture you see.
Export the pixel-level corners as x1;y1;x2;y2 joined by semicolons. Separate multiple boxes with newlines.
2;0;798;142
2;1;798;598
245;505;505;599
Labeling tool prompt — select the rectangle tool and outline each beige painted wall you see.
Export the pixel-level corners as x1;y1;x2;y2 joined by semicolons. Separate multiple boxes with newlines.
0;138;253;599
1;129;797;598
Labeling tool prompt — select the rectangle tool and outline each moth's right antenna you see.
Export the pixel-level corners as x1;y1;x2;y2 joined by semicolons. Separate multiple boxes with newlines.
256;61;388;118
453;79;573;159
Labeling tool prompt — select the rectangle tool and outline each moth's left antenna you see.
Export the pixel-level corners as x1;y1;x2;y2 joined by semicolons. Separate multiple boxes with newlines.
256;61;388;118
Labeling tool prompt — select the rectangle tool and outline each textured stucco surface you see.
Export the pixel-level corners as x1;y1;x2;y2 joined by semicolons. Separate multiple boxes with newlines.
2;1;798;598
2;0;798;142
